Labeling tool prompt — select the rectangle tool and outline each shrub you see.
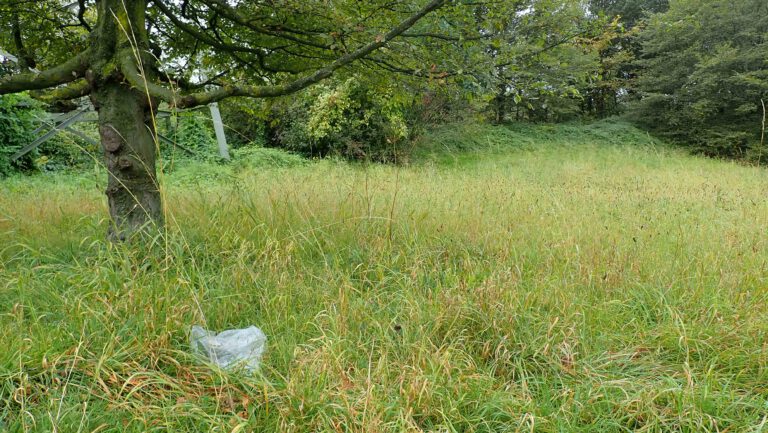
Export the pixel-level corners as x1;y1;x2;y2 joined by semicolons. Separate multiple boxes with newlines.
1;95;101;176
168;146;307;185
0;93;41;176
175;111;218;156
265;78;413;162
37;122;99;171
219;98;267;148
231;146;306;169
159;110;223;167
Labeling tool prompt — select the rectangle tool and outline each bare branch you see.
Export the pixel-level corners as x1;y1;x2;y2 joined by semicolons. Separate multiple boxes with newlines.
12;13;37;70
77;0;93;32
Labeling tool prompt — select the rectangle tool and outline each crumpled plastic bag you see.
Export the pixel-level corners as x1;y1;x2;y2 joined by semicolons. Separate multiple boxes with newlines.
190;325;267;372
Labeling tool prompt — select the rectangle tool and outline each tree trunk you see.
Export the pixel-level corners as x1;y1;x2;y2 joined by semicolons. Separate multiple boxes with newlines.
492;82;507;124
84;0;162;241
91;82;162;241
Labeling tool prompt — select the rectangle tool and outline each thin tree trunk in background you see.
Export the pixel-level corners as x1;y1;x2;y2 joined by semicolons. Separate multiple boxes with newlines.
759;99;766;166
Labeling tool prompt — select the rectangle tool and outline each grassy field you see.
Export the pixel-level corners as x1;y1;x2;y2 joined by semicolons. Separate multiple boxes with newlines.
1;120;768;432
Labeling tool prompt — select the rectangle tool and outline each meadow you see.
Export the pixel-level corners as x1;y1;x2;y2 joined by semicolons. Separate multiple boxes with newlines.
1;121;767;432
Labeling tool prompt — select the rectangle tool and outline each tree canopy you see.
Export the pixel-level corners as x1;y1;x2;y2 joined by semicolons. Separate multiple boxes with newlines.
0;0;474;106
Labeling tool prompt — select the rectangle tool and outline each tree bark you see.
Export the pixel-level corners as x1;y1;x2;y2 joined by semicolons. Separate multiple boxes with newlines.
91;82;162;241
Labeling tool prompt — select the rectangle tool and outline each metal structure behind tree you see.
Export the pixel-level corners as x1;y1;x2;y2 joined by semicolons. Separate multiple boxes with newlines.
9;105;229;162
208;102;230;160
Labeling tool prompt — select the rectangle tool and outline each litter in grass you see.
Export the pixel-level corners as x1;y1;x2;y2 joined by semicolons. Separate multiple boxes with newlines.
190;325;267;372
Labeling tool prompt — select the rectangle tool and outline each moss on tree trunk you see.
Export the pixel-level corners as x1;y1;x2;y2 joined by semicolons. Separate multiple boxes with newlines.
92;82;162;241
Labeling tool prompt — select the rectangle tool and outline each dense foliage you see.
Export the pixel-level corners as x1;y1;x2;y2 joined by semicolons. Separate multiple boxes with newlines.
264;78;428;162
487;0;609;123
633;0;768;158
580;0;669;118
0;93;39;176
173;111;219;159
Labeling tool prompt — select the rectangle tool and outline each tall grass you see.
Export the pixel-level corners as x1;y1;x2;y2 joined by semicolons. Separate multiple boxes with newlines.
1;121;767;432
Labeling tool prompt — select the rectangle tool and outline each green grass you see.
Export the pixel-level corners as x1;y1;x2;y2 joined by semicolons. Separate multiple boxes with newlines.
1;120;768;432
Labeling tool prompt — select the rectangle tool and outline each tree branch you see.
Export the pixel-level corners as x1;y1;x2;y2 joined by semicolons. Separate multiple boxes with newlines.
198;0;335;50
153;0;259;55
0;51;90;94
124;0;448;108
495;30;593;69
31;78;92;103
401;32;491;42
154;0;311;75
12;13;36;70
77;0;93;32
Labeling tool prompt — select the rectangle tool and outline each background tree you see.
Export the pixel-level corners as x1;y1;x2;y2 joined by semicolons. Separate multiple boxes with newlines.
632;0;768;158
589;0;669;28
581;0;669;118
0;0;485;240
486;0;613;123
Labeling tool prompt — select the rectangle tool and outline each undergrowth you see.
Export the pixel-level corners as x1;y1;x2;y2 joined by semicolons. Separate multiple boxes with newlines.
1;120;767;432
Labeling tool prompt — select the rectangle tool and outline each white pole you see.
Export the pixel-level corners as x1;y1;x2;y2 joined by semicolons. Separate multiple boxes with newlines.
209;102;230;160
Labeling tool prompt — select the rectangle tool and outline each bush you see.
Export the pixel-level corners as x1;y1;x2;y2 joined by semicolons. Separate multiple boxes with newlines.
37;122;99;171
168;146;307;185
159;110;223;168
1;94;100;176
219;98;267;148
0;93;41;176
176;111;218;156
265;78;414;162
231;146;306;169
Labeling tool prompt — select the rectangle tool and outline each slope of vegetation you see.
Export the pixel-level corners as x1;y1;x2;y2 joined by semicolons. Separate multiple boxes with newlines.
2;121;767;432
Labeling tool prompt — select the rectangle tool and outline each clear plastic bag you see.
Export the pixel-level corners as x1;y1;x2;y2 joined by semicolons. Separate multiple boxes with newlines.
190;325;267;372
